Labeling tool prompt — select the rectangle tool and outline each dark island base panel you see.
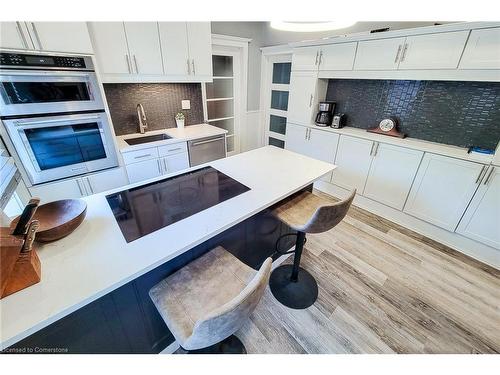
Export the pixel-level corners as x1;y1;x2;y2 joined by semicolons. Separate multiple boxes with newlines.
3;187;309;354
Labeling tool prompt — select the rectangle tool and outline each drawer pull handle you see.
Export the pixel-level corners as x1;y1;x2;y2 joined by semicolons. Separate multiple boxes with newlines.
168;147;182;152
134;154;152;159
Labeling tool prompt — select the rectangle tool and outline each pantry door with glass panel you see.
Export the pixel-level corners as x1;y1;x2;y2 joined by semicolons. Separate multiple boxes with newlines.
203;50;241;156
264;55;292;149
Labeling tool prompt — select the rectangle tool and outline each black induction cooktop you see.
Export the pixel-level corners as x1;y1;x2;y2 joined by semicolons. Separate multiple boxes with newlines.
106;167;250;242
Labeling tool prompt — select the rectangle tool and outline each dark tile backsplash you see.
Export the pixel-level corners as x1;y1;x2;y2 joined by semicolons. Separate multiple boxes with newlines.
325;79;500;150
103;83;205;136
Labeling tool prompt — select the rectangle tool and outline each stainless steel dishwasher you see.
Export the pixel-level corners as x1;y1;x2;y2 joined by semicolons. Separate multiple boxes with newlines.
187;135;226;167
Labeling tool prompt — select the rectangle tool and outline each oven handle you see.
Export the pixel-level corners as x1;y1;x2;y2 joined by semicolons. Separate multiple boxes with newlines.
13;115;102;128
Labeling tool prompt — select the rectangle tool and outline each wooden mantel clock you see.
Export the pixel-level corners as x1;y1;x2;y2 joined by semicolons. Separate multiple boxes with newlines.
367;117;406;138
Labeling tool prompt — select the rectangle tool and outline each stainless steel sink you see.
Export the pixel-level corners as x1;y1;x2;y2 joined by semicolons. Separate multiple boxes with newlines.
124;134;172;145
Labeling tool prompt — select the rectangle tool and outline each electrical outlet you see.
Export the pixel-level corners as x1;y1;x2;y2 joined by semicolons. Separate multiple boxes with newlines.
181;100;191;110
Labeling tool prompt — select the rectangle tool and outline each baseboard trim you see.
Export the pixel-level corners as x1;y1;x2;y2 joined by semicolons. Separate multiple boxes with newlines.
314;180;500;270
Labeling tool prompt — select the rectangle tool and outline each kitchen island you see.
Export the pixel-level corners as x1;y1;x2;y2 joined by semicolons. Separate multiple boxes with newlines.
0;146;335;352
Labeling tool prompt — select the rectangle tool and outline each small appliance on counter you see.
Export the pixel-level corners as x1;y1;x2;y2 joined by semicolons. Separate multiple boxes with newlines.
331;113;346;129
315;102;335;127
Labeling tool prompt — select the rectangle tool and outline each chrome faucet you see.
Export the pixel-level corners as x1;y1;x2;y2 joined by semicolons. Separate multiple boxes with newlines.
137;103;148;134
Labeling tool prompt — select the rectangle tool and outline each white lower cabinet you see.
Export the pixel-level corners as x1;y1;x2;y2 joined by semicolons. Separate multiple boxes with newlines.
84;167;129;194
126;158;162;184
363;143;423;210
456;166;500;249
29;167;129;202
403;153;486;231
332;135;374;192
164;153;190;172
29;179;85;203
123;142;190;184
285;123;338;181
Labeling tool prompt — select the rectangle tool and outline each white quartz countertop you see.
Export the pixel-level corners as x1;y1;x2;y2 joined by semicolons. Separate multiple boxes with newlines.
116;124;227;153
300;124;495;165
0;146;335;349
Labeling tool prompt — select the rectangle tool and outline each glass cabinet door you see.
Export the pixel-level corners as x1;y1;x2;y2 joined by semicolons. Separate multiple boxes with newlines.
266;58;291;149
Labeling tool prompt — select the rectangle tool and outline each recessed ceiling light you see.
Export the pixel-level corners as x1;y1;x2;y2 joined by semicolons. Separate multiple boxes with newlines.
270;21;357;32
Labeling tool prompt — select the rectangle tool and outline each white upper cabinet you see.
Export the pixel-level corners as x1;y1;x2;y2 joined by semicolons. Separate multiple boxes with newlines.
459;27;500;69
186;22;213;79
90;21;212;81
404;153;485;231
456;166;500;249
319;42;357;71
158;22;190;76
398;31;469;70
88;22;130;74
0;22;33;50
124;22;163;75
28;22;93;54
0;22;92;54
287;71;322;126
354;37;406;70
292;43;357;71
292;46;321;71
332;135;374;192
363;143;423;210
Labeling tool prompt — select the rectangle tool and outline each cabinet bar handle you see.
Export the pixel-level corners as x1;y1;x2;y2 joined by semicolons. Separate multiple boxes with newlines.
163;158;168;173
373;142;380;156
191;137;224;146
308;128;312;140
483;166;495;185
157;159;162;174
369;142;375;156
16;22;29;49
315;51;319;66
318;50;323;66
394;44;402;63
309;94;313;107
168;147;182;152
475;165;487;184
134;153;152;159
87;177;94;194
187;59;191;74
76;179;85;196
400;43;409;62
304;128;308;140
125;55;132;73
30;22;43;50
191;59;196;75
133;55;139;74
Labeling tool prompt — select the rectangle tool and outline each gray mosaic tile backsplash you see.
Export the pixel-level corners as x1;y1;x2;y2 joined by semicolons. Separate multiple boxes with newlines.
325;79;500;150
103;83;204;136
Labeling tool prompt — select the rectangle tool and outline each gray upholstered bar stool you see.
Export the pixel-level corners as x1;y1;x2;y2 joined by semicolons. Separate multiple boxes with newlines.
270;189;356;309
149;246;272;354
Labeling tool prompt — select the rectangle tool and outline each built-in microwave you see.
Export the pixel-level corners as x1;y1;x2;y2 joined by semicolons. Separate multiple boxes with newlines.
0;52;103;116
2;112;118;185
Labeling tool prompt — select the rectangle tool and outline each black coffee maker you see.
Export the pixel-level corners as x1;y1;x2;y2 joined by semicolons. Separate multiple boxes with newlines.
315;101;335;126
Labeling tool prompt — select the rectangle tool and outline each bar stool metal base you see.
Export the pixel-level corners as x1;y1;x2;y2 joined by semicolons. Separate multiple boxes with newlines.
182;335;247;354
269;264;318;309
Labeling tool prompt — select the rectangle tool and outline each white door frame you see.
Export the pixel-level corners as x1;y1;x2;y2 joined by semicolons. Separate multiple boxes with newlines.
259;45;293;147
202;34;250;156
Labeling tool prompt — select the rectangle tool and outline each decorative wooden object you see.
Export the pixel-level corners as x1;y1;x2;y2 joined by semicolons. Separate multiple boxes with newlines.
367;117;406;138
11;199;87;242
1;221;41;299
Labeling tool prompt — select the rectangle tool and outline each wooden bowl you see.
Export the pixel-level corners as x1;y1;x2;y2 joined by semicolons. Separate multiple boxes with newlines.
11;199;87;242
